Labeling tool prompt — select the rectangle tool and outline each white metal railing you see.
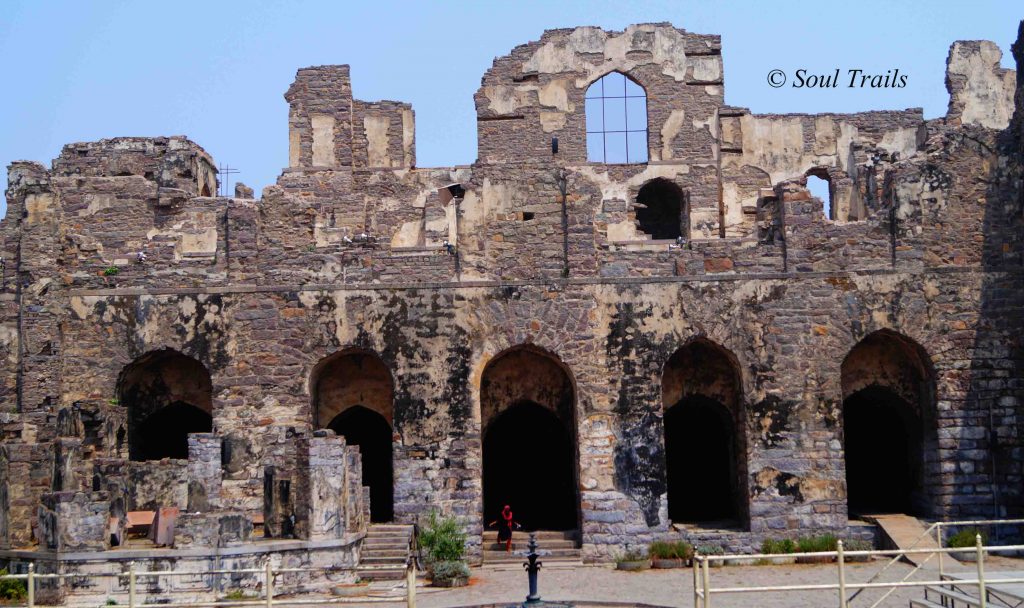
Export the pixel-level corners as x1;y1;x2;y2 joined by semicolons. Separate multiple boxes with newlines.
692;537;1024;608
0;558;419;608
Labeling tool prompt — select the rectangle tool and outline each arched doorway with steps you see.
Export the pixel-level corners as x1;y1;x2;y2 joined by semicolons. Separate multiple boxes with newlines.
480;345;581;563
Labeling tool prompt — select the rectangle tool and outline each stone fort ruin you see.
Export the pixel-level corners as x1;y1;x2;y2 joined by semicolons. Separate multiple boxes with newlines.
0;21;1023;602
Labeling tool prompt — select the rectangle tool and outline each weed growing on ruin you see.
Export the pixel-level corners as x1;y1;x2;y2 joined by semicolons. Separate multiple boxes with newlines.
103;266;120;276
0;569;26;601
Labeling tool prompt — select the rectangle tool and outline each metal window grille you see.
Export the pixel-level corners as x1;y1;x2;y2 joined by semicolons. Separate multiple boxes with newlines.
585;72;648;164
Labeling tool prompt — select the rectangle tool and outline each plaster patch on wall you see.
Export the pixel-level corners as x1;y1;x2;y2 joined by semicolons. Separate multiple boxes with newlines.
659;109;686;161
311;115;336;167
401;109;415;167
364;115;391;167
540;111;567;133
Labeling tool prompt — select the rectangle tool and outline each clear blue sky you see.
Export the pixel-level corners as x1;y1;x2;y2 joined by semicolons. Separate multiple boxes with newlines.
0;1;1018;218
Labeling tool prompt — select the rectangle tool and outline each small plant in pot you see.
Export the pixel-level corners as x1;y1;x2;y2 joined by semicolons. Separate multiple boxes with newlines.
760;538;797;565
615;547;651;571
418;511;470;587
947;527;988;562
796;534;838;564
696;545;725;568
649;540;693;568
843;538;873;563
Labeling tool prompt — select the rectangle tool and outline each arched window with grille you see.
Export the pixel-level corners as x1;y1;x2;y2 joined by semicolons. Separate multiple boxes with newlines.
585;72;648;164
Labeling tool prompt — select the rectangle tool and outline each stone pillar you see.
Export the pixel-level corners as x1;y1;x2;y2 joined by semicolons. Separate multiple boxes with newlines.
306;431;348;541
187;433;222;511
284;65;354;169
36;491;110;552
345;446;366;534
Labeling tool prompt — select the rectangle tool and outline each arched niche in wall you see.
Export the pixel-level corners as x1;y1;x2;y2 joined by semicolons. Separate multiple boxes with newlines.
117;349;213;462
311;349;395;523
480;345;580;532
661;338;748;528
840;330;937;517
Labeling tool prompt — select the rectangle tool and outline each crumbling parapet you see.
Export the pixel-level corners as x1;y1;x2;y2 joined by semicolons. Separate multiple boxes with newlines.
946;40;1016;130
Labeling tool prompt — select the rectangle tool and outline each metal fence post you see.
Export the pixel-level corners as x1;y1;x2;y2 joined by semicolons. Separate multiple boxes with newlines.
406;557;416;608
265;560;273;608
976;534;986;608
26;563;34;608
937;523;944;578
128;561;136;608
837;540;847;608
692;558;700;608
702;557;712;608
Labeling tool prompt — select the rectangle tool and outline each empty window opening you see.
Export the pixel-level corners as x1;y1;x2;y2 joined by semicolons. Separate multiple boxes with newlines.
481;346;579;532
312;350;395;523
521;212;535;221
841;330;936;517
662;339;747;527
636;178;686;240
118;349;213;462
585;72;648;164
806;173;832;219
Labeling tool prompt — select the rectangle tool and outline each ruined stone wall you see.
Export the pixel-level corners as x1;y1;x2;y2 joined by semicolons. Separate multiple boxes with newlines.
0;22;1021;564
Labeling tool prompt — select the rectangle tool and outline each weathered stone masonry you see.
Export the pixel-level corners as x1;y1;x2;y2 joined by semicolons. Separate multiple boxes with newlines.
0;22;1022;586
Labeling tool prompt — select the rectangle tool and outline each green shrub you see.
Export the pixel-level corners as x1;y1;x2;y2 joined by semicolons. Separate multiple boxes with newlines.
648;540;693;560
431;560;470;581
761;538;796;554
797;534;838;553
103;266;120;276
223;590;257;600
696;545;724;556
0;569;27;601
418;511;467;563
947;527;988;549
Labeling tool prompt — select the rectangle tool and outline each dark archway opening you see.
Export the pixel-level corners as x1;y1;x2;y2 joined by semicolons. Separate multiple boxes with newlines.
327;405;394;523
665;395;738;523
636;178;685;240
843;387;921;515
118;349;213;462
483;401;576;531
134;401;212;461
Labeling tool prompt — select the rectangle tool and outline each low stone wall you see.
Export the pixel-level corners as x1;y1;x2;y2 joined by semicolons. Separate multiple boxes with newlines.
0;535;362;607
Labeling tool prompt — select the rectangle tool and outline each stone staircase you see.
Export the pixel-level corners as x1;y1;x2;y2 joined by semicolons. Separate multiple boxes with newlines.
482;530;582;565
356;524;413;581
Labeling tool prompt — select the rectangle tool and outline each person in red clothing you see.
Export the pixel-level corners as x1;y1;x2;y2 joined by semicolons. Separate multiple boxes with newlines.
488;505;520;553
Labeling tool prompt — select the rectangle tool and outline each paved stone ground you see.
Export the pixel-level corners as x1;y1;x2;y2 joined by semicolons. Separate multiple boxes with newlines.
320;556;1022;608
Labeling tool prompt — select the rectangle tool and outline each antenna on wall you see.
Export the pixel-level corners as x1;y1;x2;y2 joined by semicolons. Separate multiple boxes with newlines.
218;164;240;196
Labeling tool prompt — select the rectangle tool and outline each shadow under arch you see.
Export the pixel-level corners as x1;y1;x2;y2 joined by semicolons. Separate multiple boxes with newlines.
117;348;213;461
480;344;580;532
310;348;395;523
636;177;688;240
840;329;937;517
661;337;748;528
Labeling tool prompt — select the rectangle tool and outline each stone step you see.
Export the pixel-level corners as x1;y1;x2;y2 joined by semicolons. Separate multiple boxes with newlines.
362;547;409;556
355;567;407;581
367;524;413;532
364;538;410;547
909;600;944;608
483;539;577;551
482;548;582;562
360;556;409;565
482;530;577;541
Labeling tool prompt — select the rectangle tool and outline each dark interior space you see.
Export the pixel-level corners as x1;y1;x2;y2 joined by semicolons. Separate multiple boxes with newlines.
483;401;578;531
664;395;738;523
844;386;922;516
328;405;394;522
134;401;212;461
635;178;685;240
